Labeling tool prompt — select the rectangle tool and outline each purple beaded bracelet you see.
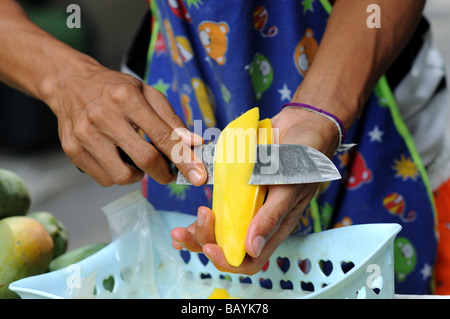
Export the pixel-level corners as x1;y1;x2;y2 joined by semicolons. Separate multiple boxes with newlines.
281;102;350;153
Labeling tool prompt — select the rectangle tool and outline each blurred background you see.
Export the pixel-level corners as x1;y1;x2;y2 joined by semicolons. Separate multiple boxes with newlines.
0;0;449;251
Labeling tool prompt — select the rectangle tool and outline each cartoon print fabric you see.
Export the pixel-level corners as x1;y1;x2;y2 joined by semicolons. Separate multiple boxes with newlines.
143;0;437;294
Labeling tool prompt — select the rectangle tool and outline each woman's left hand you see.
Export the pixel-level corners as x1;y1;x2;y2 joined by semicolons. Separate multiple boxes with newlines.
170;106;339;275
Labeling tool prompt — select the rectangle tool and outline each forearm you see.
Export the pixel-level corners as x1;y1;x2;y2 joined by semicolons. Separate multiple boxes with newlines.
292;0;426;130
0;0;99;107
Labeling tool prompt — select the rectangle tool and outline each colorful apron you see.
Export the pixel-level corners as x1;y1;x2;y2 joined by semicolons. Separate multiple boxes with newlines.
142;0;437;294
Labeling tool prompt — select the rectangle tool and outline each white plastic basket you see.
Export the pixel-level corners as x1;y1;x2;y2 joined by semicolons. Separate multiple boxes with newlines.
10;211;401;299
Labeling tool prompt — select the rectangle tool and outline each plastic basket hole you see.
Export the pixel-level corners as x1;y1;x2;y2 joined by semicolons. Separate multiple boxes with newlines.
280;280;293;290
180;250;191;264
319;260;333;277
185;270;194;281
198;253;209;266
341;261;355;274
119;266;133;282
355;286;366;299
239;276;252;284
259;278;273;289
276;257;290;274
297;258;311;274
102;275;115;293
300;281;314;293
200;273;212;280
368;272;383;295
220;274;232;282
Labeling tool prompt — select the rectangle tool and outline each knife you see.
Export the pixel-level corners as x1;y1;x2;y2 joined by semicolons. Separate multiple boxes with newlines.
175;144;341;185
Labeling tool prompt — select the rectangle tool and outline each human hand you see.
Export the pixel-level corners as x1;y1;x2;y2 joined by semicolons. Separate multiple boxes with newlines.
171;106;339;274
46;60;207;187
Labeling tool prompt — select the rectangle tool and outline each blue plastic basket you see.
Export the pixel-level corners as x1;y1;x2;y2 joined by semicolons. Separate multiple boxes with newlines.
10;208;401;299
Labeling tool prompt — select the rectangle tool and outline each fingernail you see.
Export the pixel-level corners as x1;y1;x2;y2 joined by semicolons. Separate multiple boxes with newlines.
252;236;266;257
188;168;204;185
197;209;205;227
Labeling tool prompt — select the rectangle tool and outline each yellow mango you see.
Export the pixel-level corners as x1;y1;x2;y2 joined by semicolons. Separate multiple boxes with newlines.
0;216;54;298
208;288;240;299
212;107;273;267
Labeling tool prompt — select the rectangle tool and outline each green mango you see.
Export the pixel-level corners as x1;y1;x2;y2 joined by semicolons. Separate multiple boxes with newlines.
0;169;31;219
49;243;108;272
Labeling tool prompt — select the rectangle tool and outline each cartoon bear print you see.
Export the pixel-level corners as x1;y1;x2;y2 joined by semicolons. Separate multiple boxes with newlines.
293;28;318;77
198;21;229;65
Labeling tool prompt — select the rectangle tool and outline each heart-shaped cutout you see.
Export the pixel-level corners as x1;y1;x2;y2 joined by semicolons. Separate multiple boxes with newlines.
298;258;311;274
280;280;293;290
239;276;252;284
259;278;273;289
198;253;209;266
180;250;190;264
341;261;355;274
319;259;333;276
276;257;290;273
200;273;212;280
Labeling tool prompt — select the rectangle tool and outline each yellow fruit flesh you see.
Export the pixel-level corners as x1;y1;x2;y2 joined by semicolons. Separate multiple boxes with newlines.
212;107;272;267
208;288;240;299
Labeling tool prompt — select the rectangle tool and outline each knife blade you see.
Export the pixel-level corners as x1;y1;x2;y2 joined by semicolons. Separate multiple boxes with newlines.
175;144;341;185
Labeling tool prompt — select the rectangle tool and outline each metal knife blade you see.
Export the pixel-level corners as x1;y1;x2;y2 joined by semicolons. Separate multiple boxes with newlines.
175;144;341;185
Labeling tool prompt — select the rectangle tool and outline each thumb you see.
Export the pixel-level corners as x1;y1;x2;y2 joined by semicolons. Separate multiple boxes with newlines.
245;185;295;258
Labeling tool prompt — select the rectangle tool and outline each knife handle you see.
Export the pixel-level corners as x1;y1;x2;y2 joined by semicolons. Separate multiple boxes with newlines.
118;143;179;175
77;143;179;176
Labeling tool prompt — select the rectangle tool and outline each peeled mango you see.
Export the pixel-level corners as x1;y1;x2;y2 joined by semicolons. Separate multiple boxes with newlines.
0;216;54;299
212;107;273;267
28;211;68;258
208;288;240;299
0;169;31;219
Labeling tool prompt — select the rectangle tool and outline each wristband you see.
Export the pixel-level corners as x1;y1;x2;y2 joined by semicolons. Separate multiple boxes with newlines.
281;102;355;154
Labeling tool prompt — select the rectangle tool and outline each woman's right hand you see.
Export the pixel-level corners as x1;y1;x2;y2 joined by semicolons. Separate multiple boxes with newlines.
45;58;207;187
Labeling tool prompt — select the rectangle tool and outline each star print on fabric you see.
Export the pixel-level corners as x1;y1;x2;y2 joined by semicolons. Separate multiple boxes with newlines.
337;150;349;168
392;154;419;181
152;78;170;95
368;125;384;143
278;84;292;101
168;183;189;200
184;0;202;9
320;201;334;229
302;0;315;14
